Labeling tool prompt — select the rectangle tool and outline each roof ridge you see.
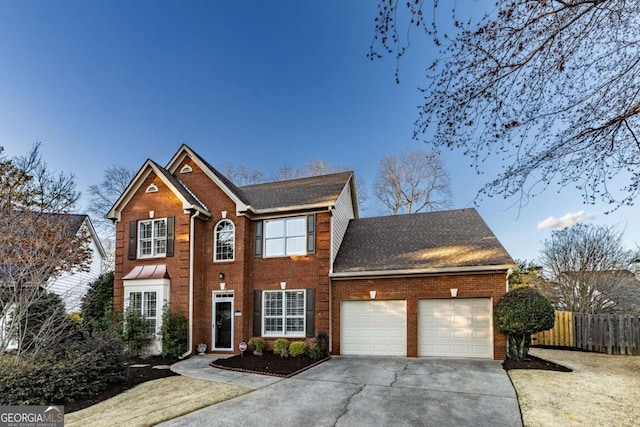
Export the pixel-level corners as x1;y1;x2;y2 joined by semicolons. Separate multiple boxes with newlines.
239;170;353;190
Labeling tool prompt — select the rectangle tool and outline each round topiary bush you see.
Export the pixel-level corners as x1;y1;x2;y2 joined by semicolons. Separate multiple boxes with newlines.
273;338;290;358
289;341;307;357
494;287;555;360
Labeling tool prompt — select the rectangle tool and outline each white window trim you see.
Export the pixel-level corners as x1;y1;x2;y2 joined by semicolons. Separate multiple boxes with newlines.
123;280;169;340
261;289;306;337
138;218;167;259
214;219;235;262
263;216;307;258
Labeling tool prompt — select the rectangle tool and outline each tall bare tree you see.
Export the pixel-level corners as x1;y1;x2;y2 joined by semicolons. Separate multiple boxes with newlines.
87;165;135;237
369;1;640;209
538;224;640;314
220;164;264;186
0;144;91;359
374;148;451;214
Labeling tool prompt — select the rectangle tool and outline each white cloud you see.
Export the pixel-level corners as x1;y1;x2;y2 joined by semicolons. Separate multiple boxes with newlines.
537;211;596;230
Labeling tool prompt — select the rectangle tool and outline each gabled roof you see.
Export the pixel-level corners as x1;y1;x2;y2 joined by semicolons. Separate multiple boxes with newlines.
165;144;251;208
240;171;354;213
109;144;355;220
107;159;210;221
332;208;515;277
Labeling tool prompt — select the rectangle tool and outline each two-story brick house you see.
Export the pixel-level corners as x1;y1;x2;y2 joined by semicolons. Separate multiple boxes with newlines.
108;145;515;360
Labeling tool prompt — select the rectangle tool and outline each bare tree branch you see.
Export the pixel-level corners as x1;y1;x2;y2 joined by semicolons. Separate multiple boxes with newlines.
370;0;640;210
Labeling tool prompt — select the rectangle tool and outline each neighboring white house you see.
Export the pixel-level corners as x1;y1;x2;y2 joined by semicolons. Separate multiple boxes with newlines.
47;214;107;312
1;214;106;351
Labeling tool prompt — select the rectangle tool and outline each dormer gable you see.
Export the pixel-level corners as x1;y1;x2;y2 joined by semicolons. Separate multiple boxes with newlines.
106;159;210;223
165;144;249;213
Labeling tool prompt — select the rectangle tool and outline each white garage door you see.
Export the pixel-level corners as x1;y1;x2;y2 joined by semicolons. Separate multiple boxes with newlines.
418;298;492;358
341;300;406;356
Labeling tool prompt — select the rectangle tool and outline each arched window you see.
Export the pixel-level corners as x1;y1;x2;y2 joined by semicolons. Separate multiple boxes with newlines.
214;219;235;261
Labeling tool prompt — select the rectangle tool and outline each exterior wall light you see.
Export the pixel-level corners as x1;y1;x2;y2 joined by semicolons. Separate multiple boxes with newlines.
369;291;377;299
450;288;458;297
280;282;287;290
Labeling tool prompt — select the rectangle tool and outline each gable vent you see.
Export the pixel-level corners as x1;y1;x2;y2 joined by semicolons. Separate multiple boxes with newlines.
146;183;158;193
180;165;193;174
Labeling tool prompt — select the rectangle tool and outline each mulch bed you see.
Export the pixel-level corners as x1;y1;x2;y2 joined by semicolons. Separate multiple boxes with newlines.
502;354;572;372
66;356;180;413
211;351;330;377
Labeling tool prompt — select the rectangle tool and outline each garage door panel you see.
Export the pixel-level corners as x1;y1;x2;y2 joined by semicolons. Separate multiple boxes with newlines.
418;298;492;359
342;300;406;356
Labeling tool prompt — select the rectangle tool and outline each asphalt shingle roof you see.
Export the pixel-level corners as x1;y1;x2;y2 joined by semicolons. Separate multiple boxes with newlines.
239;171;353;211
333;208;514;273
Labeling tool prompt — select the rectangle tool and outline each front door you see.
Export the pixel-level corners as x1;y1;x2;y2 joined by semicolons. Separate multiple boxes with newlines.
212;292;234;351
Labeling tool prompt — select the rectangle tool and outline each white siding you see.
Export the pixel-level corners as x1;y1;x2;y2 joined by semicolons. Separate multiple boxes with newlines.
330;180;355;267
48;224;105;312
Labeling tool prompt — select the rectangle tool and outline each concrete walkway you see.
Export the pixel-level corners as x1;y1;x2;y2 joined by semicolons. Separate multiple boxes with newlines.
162;356;522;427
170;354;284;389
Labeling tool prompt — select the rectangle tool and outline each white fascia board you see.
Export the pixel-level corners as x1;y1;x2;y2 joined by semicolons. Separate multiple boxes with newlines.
124;278;171;287
329;264;517;279
82;217;107;259
165;145;249;212
249;202;335;215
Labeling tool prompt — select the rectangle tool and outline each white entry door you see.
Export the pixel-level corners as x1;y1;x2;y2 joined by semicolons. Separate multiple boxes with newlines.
418;298;492;358
341;300;406;356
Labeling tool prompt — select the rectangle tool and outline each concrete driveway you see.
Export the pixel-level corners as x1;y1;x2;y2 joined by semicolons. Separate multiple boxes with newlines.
160;356;522;427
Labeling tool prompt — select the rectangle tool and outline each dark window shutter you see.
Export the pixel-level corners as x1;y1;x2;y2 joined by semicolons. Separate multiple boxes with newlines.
254;221;263;258
305;288;315;337
128;221;137;260
253;290;262;336
166;216;175;257
307;214;315;254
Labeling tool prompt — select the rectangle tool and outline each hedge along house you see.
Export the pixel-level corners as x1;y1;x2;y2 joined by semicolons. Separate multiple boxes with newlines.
108;145;515;359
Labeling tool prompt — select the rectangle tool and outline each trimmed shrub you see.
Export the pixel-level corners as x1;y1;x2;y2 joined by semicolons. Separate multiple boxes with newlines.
0;335;125;405
289;341;307;357
122;308;151;358
273;339;290;358
494;287;555;360
160;305;187;357
248;337;266;355
306;331;329;360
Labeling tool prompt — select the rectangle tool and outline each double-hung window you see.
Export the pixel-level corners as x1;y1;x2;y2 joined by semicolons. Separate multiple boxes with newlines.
264;217;306;257
138;218;167;258
262;290;305;337
128;291;158;337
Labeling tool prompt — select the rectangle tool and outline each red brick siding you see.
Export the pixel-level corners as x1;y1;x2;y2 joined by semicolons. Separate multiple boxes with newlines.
114;173;191;317
331;273;508;360
249;211;332;347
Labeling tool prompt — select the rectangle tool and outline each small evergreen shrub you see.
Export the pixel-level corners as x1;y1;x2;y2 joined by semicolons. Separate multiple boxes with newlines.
494;287;555;360
306;331;329;360
289;341;307;357
160;305;187;357
248;337;266;355
273;339;290;358
122;307;151;358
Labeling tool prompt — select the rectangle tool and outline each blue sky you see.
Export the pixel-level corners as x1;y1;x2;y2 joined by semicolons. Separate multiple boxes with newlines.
1;1;638;263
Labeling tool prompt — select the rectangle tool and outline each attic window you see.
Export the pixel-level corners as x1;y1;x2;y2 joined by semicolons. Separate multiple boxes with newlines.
146;184;158;193
180;165;193;174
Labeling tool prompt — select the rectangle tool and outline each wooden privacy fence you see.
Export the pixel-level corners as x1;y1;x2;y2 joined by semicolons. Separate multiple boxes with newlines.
574;313;640;355
531;311;640;355
531;311;574;347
